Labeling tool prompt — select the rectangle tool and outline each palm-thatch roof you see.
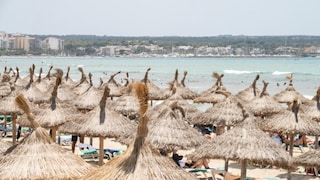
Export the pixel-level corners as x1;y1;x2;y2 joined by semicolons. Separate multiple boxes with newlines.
236;74;261;103
81;82;197;180
188;115;291;179
193;72;229;104
291;149;320;168
141;67;167;101
0;93;95;179
149;83;201;123
245;81;283;116
192;93;246;127
259;99;320;137
273;73;311;104
101;71;124;98
0;73;11;97
74;72;103;111
147;102;206;152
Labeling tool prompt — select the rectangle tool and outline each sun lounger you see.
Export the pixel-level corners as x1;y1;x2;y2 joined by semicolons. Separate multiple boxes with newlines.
77;143;124;160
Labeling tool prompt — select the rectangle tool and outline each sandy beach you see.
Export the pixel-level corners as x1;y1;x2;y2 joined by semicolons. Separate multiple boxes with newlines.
2;134;318;180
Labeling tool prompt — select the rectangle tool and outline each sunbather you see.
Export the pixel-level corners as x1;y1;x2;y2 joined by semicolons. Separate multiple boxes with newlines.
71;134;84;153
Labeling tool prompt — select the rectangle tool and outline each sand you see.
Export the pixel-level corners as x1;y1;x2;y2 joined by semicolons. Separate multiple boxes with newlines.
1;134;319;180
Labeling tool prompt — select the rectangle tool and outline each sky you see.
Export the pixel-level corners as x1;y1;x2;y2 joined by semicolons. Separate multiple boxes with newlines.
1;0;320;36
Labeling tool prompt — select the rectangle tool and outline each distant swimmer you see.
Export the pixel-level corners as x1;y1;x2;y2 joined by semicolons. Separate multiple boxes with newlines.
277;83;279;86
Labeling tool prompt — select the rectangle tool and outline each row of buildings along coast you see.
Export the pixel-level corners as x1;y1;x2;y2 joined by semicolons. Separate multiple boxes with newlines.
1;31;320;57
0;31;64;52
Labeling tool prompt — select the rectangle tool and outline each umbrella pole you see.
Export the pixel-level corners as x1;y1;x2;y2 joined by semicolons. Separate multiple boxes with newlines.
240;159;247;180
315;136;319;149
51;126;57;143
12;114;17;144
99;136;104;166
224;126;230;171
287;134;295;180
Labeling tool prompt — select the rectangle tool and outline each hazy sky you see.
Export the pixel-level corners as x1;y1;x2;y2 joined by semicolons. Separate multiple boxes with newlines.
1;0;319;36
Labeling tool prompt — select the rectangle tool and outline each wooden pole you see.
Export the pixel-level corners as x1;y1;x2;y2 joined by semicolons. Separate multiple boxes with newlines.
51;126;57;143
240;159;247;180
287;134;295;180
99;136;104;166
12;114;17;144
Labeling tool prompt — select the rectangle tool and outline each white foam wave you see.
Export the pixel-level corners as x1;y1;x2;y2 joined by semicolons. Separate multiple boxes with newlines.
224;70;256;74
77;64;84;68
272;71;291;75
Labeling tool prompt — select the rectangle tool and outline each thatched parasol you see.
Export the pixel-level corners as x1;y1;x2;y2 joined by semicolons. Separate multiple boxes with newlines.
149;82;201;123
77;85;137;166
21;67;49;104
62;66;76;86
273;73;311;104
0;84;23;144
73;67;91;95
192;92;246;127
197;72;222;97
259;98;320;180
35;66;55;93
0;73;11;97
141;67;168;101
147;102;206;152
291;149;320;168
74;72;103;111
12;67;29;88
110;89;140;119
0;93;94;179
188;115;291;180
245;81;283;116
101;71;124;98
164;69;198;100
18;69;78;142
82;82;197;180
193;72;229;104
236;74;261;104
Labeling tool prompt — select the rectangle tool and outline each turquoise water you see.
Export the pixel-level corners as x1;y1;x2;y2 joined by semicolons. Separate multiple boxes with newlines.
1;56;319;97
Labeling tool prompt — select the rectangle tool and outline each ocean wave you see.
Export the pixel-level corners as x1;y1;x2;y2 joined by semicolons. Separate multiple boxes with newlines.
77;64;84;68
224;70;259;74
272;71;291;75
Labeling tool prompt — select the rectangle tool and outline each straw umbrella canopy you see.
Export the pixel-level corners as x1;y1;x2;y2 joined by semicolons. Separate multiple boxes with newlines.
35;66;55;93
82;82;197;180
164;69;198;100
0;73;11;98
188;115;291;180
147;102;206;153
72;67;91;96
236;74;261;104
259;98;320;180
110;89;140;119
273;73;311;104
291;149;320;168
0;83;23;144
62;66;76;86
141;67;168;101
77;85;137;166
18;70;78;141
101;71;124;98
21;67;49;104
74;72;103;111
12;67;29;88
197;72;222;97
193;72;229;104
149;83;201;123
0;93;95;179
245;81;283;117
191;92;247;127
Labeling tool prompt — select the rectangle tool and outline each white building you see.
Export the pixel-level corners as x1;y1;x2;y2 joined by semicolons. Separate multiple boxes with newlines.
43;37;64;50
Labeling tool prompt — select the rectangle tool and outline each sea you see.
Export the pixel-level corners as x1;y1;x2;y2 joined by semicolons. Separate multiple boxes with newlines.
1;56;319;101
